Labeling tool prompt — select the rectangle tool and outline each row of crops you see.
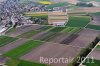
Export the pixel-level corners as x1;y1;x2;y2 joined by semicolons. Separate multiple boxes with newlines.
4;40;43;58
0;36;18;47
17;26;82;39
0;14;93;66
0;35;49;66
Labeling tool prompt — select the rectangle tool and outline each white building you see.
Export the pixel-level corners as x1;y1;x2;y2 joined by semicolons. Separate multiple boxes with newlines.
48;10;68;26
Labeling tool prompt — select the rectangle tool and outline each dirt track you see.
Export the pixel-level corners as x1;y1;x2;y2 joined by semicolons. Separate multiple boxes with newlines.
20;42;81;66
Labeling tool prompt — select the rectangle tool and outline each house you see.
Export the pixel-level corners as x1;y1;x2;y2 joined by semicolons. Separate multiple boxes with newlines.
48;10;68;26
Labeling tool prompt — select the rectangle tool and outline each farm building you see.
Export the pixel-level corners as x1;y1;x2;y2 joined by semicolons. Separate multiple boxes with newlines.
48;10;68;26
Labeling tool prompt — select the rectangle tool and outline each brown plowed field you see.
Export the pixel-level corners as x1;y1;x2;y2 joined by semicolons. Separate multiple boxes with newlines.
20;42;81;66
6;25;41;37
47;33;70;43
90;16;100;26
60;34;79;45
31;31;49;40
69;29;100;48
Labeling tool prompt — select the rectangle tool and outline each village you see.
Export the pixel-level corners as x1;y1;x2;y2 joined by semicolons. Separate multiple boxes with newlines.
0;0;100;66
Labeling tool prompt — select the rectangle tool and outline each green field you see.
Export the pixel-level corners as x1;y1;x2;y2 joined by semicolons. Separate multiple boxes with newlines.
17;30;40;38
96;45;100;49
86;25;100;30
84;58;100;66
6;59;48;66
36;26;53;31
91;12;100;16
0;36;18;47
50;27;66;32
66;16;90;27
4;40;43;58
47;2;70;9
62;27;82;33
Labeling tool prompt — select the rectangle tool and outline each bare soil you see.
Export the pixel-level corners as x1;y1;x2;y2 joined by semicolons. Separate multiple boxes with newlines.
20;42;81;66
6;25;41;37
69;29;100;48
90;16;100;26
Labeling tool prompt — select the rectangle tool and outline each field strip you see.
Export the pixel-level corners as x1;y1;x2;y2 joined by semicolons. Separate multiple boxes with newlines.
0;36;18;47
4;40;43;58
0;38;28;54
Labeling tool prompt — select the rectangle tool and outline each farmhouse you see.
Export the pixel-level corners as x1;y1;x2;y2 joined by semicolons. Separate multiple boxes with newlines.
48;10;68;26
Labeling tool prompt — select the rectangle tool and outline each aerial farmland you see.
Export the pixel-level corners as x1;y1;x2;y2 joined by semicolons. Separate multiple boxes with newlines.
0;0;100;66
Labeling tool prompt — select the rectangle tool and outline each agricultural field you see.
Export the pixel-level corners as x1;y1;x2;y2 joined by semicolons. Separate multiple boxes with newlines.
15;26;56;41
17;30;40;38
96;45;100;49
1;25;100;66
61;27;82;34
82;41;100;66
24;12;48;25
66;16;90;27
86;24;100;30
24;12;48;17
1;12;100;66
39;1;53;4
36;26;53;31
0;36;18;47
20;42;81;66
49;27;66;32
83;58;100;66
46;2;70;9
69;29;100;48
0;38;28;54
1;0;100;66
4;40;43;58
89;13;100;26
91;12;100;16
6;25;41;37
6;59;48;66
34;31;57;41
